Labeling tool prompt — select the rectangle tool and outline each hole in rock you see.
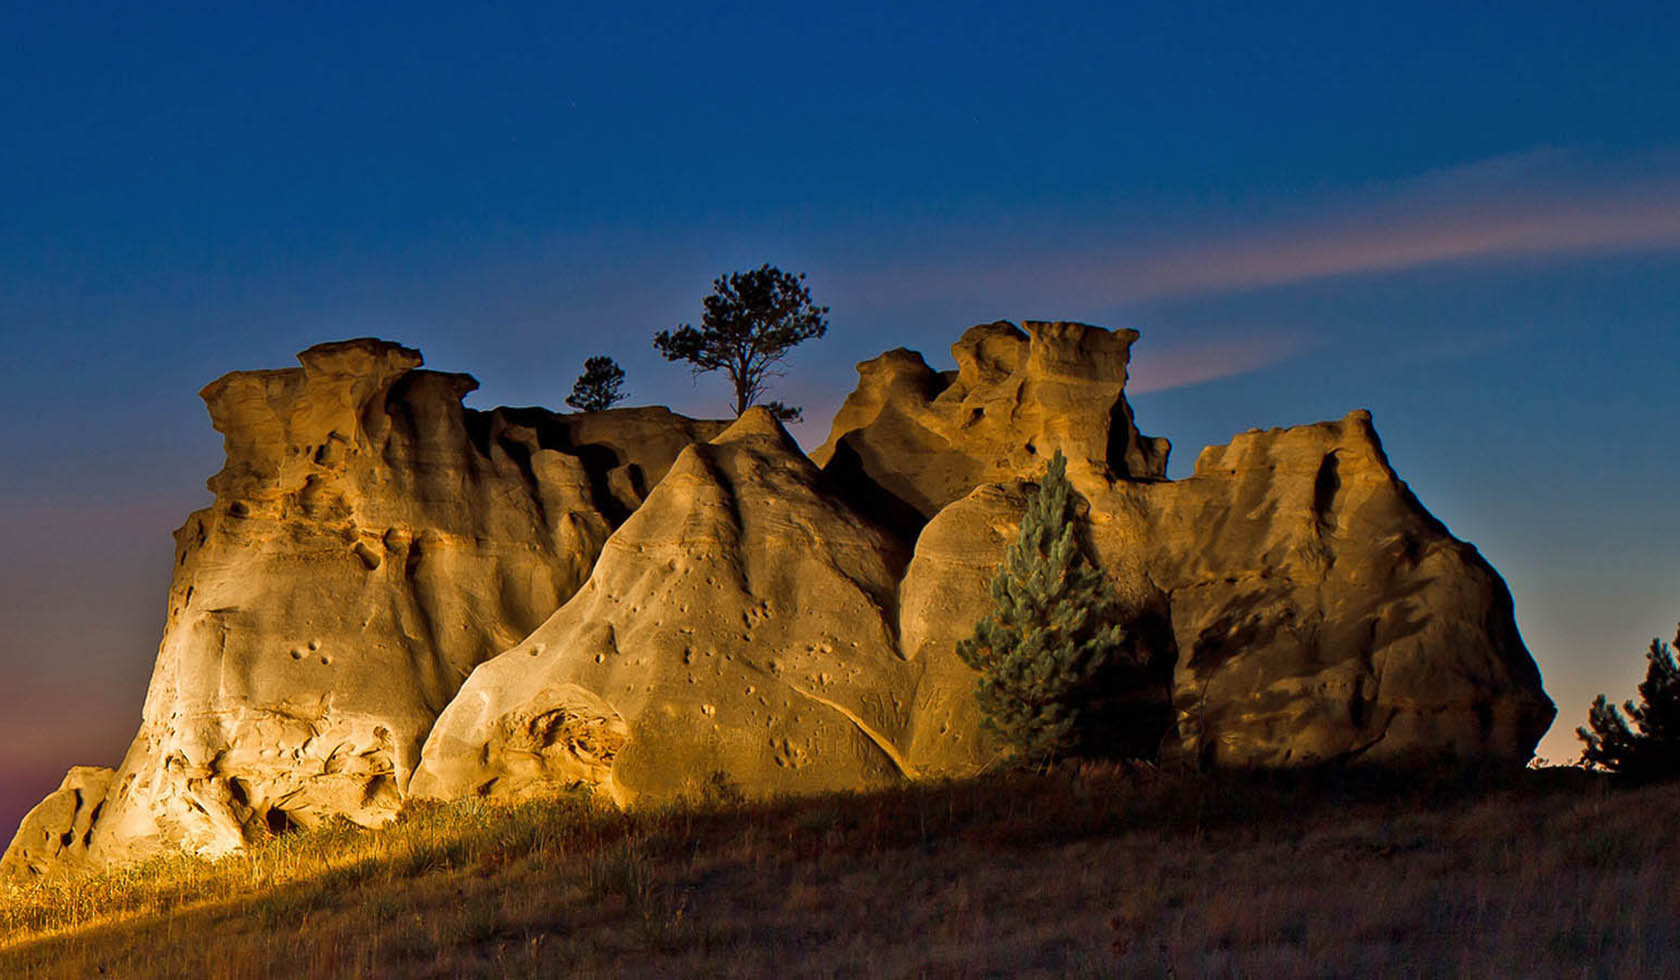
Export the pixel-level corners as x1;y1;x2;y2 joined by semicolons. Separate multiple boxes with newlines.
1312;452;1342;532
265;807;298;837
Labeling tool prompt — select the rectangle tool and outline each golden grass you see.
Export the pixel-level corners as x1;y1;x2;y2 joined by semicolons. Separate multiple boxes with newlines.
1;765;1676;977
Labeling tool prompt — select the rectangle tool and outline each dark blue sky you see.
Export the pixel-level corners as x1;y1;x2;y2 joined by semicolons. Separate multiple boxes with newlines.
3;2;1677;831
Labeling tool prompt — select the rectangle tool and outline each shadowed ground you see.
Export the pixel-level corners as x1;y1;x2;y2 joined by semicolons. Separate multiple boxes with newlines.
2;766;1673;978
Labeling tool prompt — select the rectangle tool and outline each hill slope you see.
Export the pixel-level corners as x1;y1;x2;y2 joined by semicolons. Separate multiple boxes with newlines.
2;769;1673;978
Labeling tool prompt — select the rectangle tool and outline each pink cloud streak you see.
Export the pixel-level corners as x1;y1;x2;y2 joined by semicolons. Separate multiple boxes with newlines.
1043;150;1680;303
848;150;1680;394
1125;331;1311;394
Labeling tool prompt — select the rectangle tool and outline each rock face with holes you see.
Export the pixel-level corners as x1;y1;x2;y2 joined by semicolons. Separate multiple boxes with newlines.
412;407;922;802
58;340;724;868
7;323;1556;877
0;767;115;878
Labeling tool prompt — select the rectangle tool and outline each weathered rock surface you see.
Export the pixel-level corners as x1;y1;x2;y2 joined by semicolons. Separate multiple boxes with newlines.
811;320;1170;533
8;323;1556;877
412;408;919;802
901;410;1555;771
1146;413;1554;765
0;767;114;878
76;340;722;867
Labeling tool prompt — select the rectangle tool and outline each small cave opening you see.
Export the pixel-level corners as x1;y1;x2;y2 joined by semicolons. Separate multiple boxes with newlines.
265;807;299;838
1071;602;1181;763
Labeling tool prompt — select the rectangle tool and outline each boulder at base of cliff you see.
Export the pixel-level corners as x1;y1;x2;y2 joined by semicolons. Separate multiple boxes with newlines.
0;767;115;879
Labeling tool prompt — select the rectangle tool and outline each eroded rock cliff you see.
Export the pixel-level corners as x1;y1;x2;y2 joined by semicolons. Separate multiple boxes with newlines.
899;410;1554;771
7;324;1555;878
412;408;917;803
82;340;722;865
811;321;1170;535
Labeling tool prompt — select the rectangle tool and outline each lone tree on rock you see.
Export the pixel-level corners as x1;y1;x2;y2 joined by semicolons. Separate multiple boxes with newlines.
566;355;628;412
1578;623;1680;783
654;264;828;422
958;449;1135;766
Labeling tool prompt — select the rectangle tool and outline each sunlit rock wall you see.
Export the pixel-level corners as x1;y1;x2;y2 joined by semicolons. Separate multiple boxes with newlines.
83;340;722;865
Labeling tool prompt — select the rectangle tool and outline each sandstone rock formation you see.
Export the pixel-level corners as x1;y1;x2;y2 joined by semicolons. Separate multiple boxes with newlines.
811;320;1170;534
7;323;1556;878
1128;412;1553;765
0;767;114;878
898;411;1555;771
79;340;722;866
412;408;919;803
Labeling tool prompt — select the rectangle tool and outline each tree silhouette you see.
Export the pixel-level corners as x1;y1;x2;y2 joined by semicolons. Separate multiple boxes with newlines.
653;264;827;422
566;355;628;412
1578;623;1680;783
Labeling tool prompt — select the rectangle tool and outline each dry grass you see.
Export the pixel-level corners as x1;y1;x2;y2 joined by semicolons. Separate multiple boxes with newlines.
1;765;1676;978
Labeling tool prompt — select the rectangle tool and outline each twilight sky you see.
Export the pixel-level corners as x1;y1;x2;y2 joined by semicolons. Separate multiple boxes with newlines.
3;2;1677;835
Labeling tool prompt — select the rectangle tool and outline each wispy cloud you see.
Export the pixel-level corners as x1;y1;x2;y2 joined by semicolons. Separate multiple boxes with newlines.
843;149;1680;394
1030;149;1680;304
1126;330;1311;394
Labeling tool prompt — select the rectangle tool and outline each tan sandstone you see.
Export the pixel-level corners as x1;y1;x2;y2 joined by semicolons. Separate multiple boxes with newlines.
0;767;115;879
412;408;919;803
811;320;1169;534
899;408;1555;771
79;340;721;866
7;324;1555;877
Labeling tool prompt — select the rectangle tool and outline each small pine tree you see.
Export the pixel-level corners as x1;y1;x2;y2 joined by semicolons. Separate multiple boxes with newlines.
1578;623;1680;782
653;264;828;421
957;449;1130;765
566;355;628;412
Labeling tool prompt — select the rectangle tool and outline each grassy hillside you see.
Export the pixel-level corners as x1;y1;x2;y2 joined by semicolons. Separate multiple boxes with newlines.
1;764;1675;978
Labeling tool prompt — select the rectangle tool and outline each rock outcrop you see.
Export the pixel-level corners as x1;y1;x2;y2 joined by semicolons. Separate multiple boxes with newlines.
0;767;114;878
7;323;1555;878
899;411;1554;771
1128;412;1552;765
412;408;918;803
811;321;1170;534
79;340;723;866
